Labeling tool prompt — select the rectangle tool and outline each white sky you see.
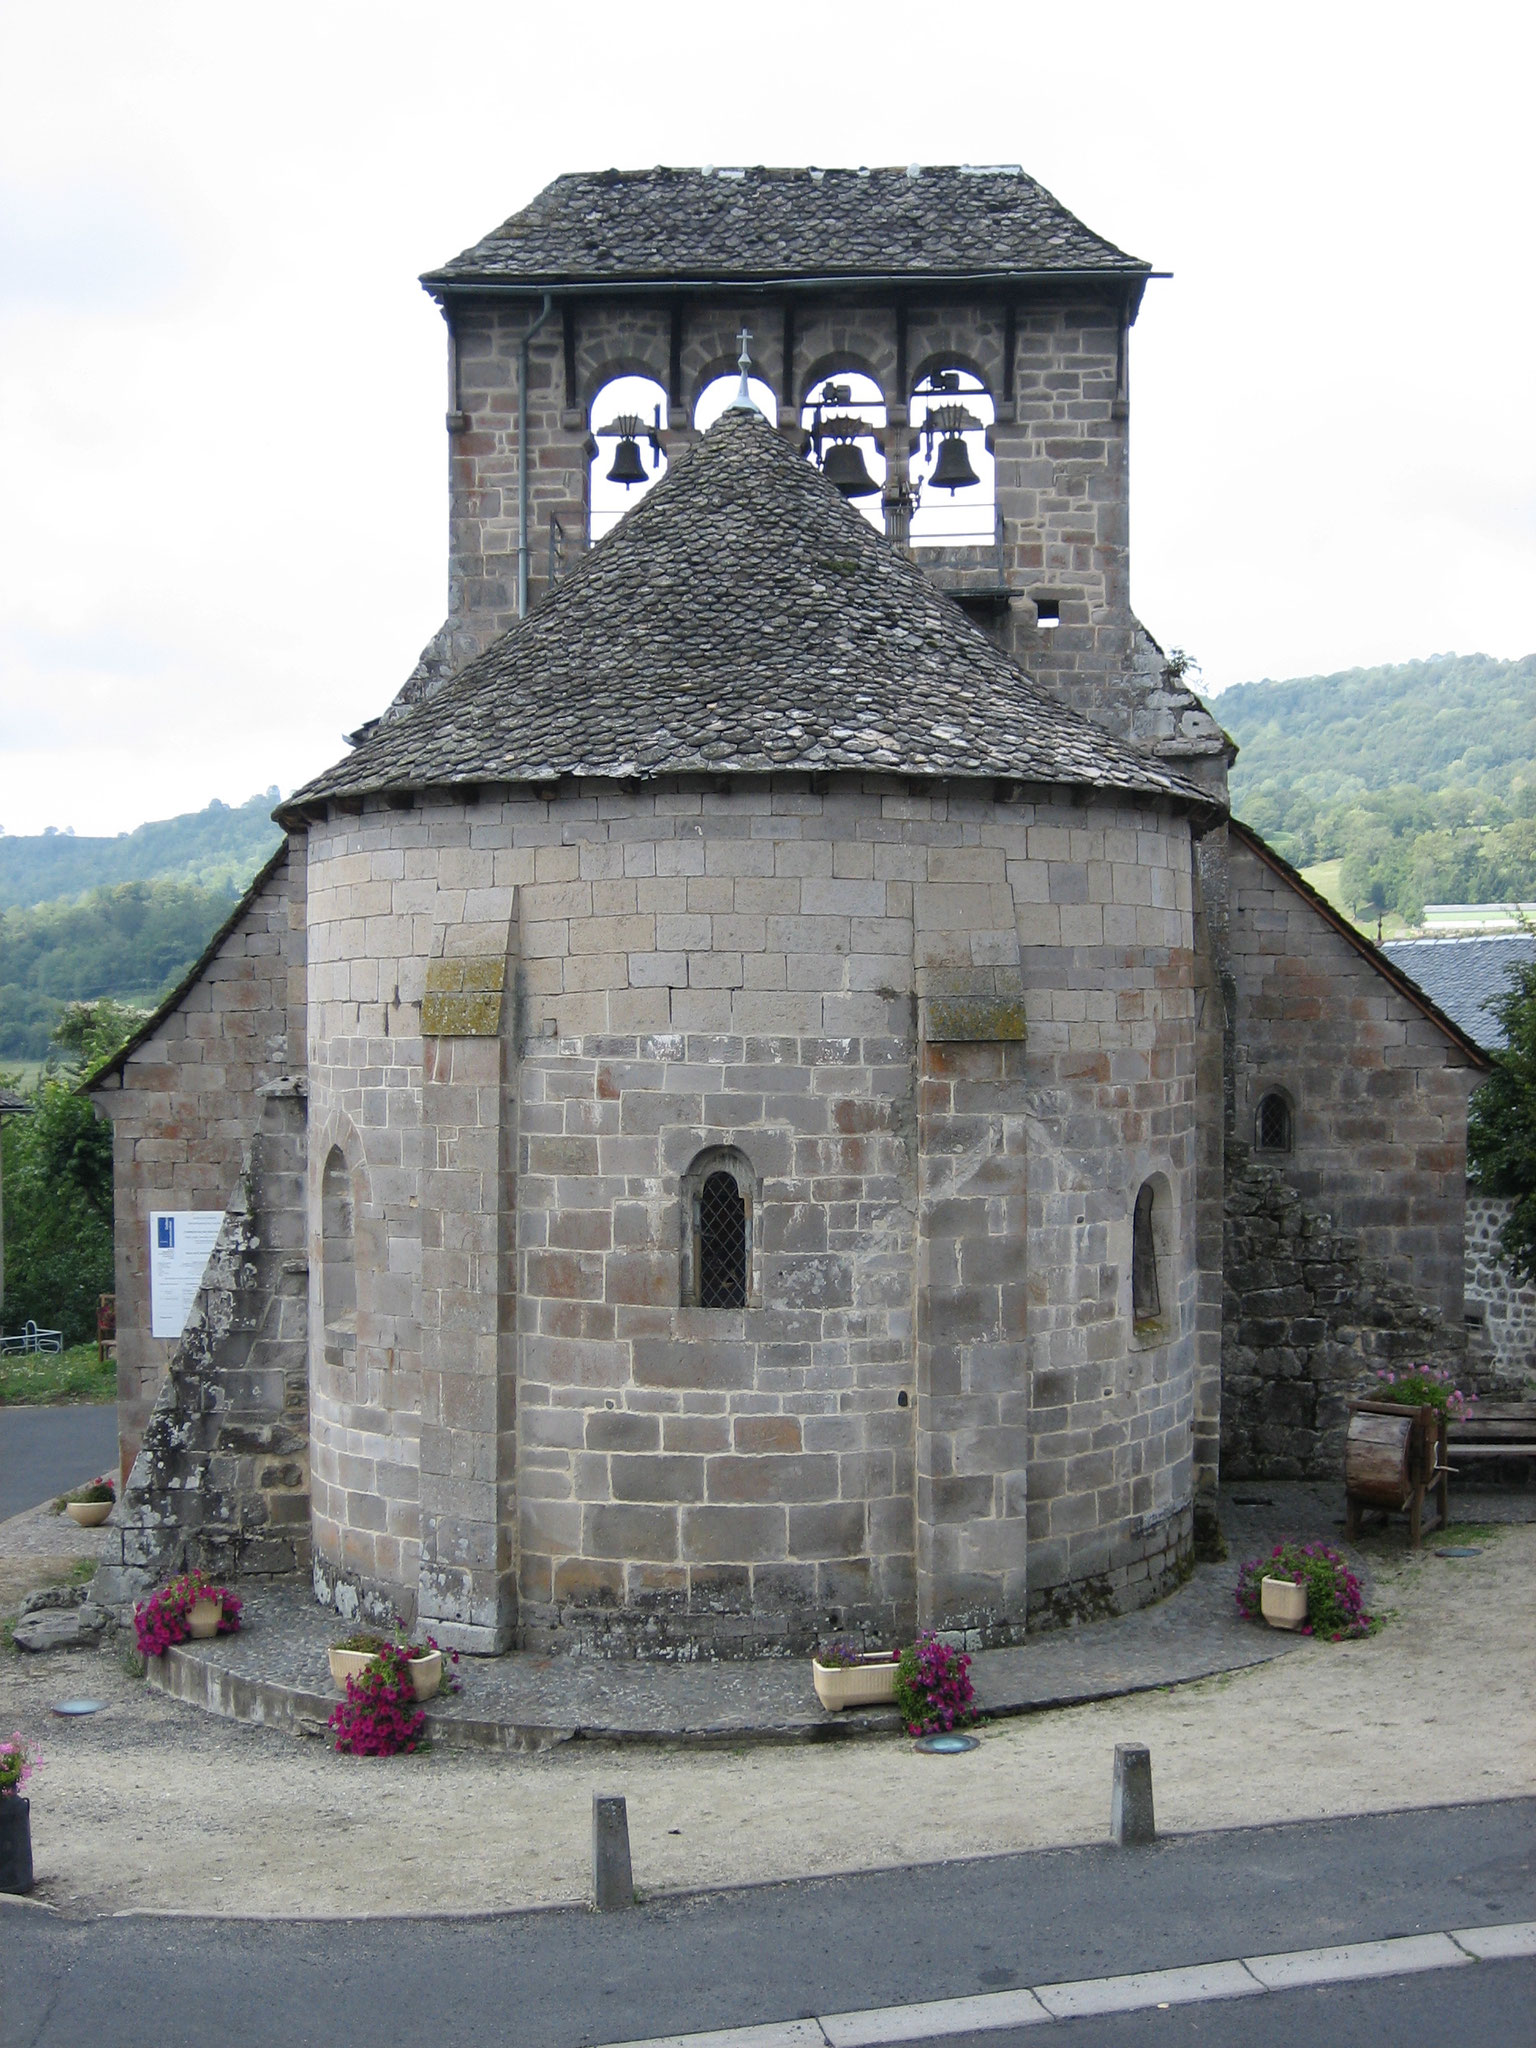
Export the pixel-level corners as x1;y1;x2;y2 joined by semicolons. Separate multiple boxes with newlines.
2;1;1532;837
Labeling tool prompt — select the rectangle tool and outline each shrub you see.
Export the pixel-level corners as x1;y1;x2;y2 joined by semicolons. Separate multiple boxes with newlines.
1365;1366;1471;1419
893;1632;976;1736
54;1476;115;1511
1235;1543;1376;1640
132;1571;242;1658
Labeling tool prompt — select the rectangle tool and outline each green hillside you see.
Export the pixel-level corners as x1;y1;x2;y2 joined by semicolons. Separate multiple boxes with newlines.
1218;653;1536;923
0;794;284;1062
0;791;283;911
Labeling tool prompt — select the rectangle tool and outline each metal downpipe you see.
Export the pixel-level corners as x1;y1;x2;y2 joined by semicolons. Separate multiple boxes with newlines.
518;292;555;618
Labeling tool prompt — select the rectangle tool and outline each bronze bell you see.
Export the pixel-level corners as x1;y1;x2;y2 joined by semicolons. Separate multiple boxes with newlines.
822;440;879;498
929;432;980;492
606;436;648;488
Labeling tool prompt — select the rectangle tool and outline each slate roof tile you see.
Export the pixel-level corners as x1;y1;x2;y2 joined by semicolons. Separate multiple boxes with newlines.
1382;936;1535;1052
290;410;1216;819
423;165;1147;291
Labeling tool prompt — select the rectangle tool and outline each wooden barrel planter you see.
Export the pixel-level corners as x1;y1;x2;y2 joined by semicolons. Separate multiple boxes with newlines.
1344;1400;1447;1547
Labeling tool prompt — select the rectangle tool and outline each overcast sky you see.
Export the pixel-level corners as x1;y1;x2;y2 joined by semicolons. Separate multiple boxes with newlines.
2;1;1532;837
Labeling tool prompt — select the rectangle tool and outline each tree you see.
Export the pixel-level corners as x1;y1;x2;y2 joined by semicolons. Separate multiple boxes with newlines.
0;1002;139;1342
1467;949;1536;1285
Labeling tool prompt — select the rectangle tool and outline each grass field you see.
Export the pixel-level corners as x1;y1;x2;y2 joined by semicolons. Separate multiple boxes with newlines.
0;1340;116;1406
1299;859;1415;941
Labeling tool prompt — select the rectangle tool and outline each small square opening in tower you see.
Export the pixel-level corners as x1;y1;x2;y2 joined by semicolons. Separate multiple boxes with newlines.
1033;597;1060;630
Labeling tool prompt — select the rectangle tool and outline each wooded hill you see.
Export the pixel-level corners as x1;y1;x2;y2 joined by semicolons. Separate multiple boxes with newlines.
4;656;1532;1060
0;791;283;911
0;795;282;1062
1218;652;1535;923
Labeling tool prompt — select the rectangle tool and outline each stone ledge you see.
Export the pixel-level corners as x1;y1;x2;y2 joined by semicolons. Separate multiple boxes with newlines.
142;1554;1304;1748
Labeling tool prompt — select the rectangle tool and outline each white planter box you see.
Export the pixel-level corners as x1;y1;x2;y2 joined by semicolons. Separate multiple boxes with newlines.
328;1645;443;1700
812;1653;899;1710
1260;1576;1309;1630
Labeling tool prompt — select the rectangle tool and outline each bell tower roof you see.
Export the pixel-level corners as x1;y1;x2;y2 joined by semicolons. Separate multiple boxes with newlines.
422;164;1150;301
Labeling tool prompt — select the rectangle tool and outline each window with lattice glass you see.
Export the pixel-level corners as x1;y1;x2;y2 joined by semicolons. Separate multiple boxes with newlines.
696;1170;748;1308
1255;1093;1292;1152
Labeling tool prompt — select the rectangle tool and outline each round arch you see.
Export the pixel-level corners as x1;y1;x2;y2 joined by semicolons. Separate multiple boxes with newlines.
589;372;669;538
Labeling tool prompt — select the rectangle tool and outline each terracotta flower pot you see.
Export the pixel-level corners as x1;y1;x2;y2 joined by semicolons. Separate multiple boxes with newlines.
812;1653;899;1710
1260;1576;1309;1631
187;1597;223;1639
65;1500;112;1527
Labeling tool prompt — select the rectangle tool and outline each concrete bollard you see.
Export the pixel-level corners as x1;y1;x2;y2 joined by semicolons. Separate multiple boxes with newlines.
1110;1744;1155;1846
592;1792;634;1910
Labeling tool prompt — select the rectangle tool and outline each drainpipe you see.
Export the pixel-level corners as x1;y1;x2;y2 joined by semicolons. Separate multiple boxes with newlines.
518;293;555;618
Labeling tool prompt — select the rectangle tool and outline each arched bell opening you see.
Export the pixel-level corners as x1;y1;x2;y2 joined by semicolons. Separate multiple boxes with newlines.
800;371;887;531
908;365;996;548
589;373;669;540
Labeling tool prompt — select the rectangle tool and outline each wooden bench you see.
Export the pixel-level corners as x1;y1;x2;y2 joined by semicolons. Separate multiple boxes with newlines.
1448;1402;1536;1478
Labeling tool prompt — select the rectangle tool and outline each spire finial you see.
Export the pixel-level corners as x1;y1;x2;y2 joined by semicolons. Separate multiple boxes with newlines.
728;327;760;413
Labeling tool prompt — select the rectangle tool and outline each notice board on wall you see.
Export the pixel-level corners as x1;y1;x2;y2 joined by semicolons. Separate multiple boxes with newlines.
149;1211;225;1340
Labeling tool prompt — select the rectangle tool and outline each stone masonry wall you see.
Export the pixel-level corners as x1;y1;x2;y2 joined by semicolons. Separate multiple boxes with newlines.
445;297;1131;703
1466;1194;1536;1388
1221;1147;1469;1481
1226;831;1479;1325
430;294;1227;783
302;776;1204;1653
94;1084;310;1612
91;840;306;1480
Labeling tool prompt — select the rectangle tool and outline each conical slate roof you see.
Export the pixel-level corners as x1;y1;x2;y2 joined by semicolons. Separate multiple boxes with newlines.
290;411;1215;815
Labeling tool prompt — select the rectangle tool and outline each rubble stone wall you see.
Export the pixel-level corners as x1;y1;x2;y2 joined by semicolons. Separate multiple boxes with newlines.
1466;1193;1536;1388
94;1085;310;1612
1221;1147;1468;1480
91;841;306;1478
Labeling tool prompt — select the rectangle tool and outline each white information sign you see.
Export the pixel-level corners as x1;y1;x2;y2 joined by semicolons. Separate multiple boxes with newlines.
149;1211;225;1341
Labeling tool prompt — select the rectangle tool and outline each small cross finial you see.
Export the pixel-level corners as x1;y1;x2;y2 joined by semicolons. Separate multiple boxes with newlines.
728;326;760;413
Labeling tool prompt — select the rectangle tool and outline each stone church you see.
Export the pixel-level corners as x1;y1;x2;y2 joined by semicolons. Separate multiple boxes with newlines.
89;166;1489;1656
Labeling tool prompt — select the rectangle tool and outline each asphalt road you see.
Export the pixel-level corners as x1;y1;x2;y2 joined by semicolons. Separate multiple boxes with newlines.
0;1404;118;1521
2;1799;1531;2047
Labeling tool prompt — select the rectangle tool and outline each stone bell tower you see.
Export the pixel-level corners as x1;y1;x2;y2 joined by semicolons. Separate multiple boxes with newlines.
401;164;1227;786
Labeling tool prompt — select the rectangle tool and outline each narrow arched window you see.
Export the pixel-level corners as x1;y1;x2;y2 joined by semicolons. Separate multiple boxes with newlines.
321;1145;356;1369
1255;1093;1293;1153
698;1173;747;1308
682;1147;755;1308
1132;1181;1161;1325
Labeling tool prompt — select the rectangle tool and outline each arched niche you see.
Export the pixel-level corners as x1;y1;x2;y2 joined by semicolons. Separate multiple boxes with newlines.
800;370;887;531
1130;1170;1175;1347
320;1144;356;1373
590;373;669;540
909;363;996;548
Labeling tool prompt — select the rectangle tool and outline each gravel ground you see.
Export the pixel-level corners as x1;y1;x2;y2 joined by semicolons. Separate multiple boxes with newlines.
2;1497;1531;1920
